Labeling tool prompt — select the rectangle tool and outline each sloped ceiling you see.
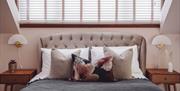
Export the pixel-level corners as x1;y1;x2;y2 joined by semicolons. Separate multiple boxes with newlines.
160;0;180;34
0;0;20;34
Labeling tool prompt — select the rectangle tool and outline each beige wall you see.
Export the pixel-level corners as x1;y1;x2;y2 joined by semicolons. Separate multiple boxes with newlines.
0;28;180;91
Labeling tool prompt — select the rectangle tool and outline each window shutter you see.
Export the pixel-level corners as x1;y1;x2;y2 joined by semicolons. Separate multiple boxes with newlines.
19;0;161;23
19;0;28;20
100;0;116;22
83;0;98;22
118;0;133;21
153;0;161;21
64;0;80;22
29;0;45;20
46;0;62;21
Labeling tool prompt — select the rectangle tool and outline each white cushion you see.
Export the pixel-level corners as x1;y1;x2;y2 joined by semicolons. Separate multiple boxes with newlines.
41;48;52;76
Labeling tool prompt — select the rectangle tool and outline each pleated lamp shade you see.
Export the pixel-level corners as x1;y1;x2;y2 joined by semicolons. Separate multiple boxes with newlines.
152;35;172;49
8;34;28;48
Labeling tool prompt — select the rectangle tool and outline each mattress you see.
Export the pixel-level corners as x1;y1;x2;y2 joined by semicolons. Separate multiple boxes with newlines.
21;79;162;91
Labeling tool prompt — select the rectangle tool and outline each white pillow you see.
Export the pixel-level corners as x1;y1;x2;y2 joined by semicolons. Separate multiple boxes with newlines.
41;48;52;77
91;47;105;65
91;46;146;79
29;72;48;83
30;47;89;82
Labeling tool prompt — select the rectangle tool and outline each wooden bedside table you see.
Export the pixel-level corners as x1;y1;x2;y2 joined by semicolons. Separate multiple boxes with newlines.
0;69;36;91
147;69;180;91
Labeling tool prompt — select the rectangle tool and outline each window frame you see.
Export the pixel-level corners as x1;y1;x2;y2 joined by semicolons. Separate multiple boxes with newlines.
20;23;160;28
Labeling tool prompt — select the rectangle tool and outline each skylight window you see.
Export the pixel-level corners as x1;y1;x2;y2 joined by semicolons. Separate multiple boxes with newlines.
19;0;161;24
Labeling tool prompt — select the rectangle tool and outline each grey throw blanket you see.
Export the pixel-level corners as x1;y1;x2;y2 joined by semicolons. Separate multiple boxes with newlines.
21;79;162;91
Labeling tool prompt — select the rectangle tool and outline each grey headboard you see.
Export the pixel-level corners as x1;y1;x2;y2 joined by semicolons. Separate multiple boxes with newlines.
40;33;146;74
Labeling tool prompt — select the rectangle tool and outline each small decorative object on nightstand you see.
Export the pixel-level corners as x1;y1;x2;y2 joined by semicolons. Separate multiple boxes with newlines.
8;34;28;69
147;69;180;91
0;69;36;91
8;60;17;73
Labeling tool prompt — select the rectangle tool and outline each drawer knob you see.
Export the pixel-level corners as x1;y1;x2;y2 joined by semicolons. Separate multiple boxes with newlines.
164;77;167;80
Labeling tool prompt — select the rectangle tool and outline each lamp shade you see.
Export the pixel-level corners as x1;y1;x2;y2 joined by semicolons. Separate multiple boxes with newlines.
8;34;28;47
152;35;172;47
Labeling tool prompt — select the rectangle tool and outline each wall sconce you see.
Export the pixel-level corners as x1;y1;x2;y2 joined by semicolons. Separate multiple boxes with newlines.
152;35;172;69
8;34;28;69
152;35;172;49
8;34;28;48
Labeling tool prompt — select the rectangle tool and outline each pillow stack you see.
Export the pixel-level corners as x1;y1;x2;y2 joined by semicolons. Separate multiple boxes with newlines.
90;47;133;81
90;45;146;81
30;45;146;83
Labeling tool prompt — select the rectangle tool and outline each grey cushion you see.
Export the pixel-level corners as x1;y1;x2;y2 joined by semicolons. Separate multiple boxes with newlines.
50;49;80;79
105;48;133;80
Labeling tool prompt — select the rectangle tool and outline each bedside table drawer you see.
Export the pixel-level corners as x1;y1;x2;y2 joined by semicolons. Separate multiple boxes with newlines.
151;74;179;84
0;75;30;84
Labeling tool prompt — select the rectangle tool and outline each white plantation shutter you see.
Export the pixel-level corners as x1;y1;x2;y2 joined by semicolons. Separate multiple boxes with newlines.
136;0;152;21
100;0;116;21
153;0;161;21
19;0;161;23
46;0;62;21
118;0;133;21
64;0;80;22
83;0;98;22
29;0;44;20
19;0;27;20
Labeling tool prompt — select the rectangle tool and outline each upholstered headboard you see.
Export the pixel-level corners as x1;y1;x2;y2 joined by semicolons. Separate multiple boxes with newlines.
40;33;146;74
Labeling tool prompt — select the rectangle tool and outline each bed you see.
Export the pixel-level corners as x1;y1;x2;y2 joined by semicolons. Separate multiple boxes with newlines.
21;33;162;91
